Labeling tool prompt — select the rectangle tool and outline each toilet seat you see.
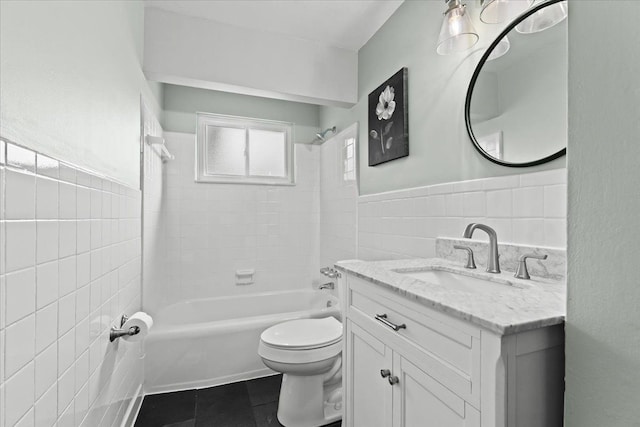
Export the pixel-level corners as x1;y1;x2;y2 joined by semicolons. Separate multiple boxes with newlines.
261;317;342;350
259;317;343;364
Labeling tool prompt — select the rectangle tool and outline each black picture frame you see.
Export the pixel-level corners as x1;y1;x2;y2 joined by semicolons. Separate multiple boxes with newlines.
368;67;409;166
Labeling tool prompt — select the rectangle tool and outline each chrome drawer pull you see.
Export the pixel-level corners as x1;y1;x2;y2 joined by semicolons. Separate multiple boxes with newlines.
380;369;391;378
374;313;406;332
388;375;399;385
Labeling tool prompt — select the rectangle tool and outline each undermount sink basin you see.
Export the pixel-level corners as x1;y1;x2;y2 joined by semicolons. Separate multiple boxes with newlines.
395;268;520;294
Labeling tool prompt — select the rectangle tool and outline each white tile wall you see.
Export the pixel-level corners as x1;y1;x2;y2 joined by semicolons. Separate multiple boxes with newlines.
319;129;358;273
0;140;143;427
358;169;567;260
145;132;321;313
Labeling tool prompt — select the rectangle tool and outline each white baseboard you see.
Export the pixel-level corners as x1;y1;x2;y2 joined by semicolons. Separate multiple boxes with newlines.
144;368;275;396
120;384;144;427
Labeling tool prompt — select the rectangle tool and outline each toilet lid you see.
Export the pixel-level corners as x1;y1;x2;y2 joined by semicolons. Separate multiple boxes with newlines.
261;317;343;350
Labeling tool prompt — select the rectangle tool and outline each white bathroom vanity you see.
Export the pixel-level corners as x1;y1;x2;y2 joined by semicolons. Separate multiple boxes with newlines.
336;257;565;427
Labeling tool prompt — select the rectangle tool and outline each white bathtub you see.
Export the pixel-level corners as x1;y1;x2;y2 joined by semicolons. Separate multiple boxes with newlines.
144;290;340;394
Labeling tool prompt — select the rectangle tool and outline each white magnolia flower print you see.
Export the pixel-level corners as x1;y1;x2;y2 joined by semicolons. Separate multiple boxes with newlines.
375;85;396;120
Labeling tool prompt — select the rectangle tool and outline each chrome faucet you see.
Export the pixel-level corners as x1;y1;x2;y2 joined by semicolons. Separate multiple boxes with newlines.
514;253;548;280
319;282;335;290
462;223;501;273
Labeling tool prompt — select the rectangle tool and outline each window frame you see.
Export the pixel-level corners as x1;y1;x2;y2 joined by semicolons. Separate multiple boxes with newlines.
342;136;357;183
196;112;295;185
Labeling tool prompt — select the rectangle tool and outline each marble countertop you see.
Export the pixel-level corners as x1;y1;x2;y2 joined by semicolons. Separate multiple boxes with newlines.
335;258;566;335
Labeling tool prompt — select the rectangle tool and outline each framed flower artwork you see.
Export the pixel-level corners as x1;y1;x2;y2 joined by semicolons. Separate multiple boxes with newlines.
368;67;408;166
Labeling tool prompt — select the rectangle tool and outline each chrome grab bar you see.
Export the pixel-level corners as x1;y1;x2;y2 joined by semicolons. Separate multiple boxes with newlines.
374;314;406;332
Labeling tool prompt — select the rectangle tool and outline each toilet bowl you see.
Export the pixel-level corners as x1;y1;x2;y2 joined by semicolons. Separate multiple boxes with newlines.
258;317;343;427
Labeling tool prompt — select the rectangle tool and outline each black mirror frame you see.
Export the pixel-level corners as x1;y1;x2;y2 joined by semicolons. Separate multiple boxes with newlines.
464;0;567;168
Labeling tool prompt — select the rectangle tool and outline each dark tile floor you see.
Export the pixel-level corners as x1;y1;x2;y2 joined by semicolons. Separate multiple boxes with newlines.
135;375;342;427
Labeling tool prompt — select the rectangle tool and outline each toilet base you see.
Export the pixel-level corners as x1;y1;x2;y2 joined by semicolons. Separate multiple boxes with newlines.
322;398;342;425
277;374;342;427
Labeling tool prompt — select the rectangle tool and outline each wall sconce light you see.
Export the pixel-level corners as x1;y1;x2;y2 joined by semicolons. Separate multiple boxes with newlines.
436;0;567;59
436;0;479;55
480;0;533;24
516;0;568;34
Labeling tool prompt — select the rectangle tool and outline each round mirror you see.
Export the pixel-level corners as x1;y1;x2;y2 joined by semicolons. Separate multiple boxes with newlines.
465;0;568;167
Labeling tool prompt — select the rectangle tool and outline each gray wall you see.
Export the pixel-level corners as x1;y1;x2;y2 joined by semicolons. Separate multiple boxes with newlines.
163;83;319;144
0;1;161;187
320;0;566;195
565;1;640;425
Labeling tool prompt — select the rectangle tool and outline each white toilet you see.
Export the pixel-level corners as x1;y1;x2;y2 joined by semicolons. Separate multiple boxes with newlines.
258;316;343;427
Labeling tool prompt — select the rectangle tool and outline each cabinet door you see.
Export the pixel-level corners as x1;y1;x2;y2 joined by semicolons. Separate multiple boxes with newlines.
345;319;393;427
393;355;480;427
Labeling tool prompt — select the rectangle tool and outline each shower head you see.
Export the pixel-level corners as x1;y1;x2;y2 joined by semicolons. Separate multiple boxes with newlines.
315;126;337;141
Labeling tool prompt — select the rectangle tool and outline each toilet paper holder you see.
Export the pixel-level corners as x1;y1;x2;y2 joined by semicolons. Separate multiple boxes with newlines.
109;314;141;342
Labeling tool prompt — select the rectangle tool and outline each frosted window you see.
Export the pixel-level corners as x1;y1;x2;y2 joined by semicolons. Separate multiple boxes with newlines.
248;130;286;177
196;113;293;185
205;126;246;176
343;137;356;182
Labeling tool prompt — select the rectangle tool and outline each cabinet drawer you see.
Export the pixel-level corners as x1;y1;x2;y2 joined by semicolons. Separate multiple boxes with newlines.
347;275;481;406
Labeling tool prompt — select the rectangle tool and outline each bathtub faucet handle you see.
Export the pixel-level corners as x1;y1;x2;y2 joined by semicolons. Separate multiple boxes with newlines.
327;269;341;279
320;267;341;279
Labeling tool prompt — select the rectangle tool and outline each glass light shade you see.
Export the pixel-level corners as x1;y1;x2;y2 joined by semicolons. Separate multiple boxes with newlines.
436;3;479;55
516;1;568;34
487;36;510;61
480;0;534;24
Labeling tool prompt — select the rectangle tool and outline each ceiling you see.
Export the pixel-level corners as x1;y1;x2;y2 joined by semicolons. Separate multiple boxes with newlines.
144;0;404;51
